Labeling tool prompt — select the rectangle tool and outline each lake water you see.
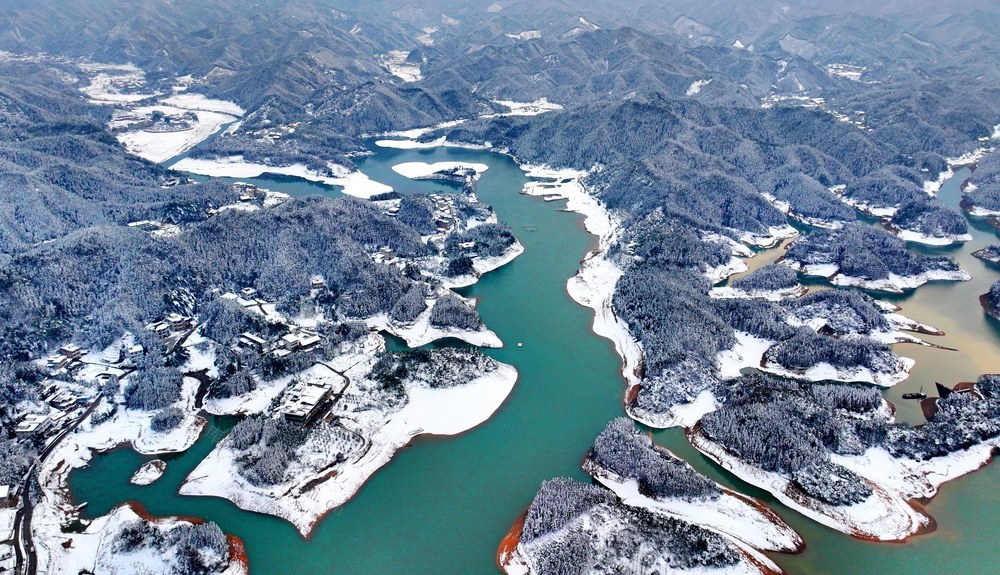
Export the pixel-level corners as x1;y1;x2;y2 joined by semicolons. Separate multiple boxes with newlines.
70;149;998;574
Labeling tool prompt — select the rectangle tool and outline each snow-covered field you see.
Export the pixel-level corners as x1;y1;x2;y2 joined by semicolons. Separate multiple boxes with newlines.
391;161;489;179
79;63;157;103
161;93;245;116
686;79;712;96
114;105;238;163
169;156;393;198
488;98;562;117
79;64;244;163
378;50;423;82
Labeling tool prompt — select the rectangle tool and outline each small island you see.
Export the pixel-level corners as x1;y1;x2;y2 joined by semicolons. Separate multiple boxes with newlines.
781;224;970;293
129;459;167;486
981;280;1000;320
972;245;1000;265
501;419;801;575
689;372;1000;541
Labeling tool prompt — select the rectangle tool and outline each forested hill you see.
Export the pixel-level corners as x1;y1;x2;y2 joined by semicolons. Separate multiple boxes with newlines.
0;60;238;254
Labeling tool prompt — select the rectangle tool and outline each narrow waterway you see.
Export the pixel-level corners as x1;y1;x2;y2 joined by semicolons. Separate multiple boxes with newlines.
70;151;999;574
653;167;1000;575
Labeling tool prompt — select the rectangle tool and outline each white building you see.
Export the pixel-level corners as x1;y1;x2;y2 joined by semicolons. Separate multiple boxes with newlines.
15;414;51;437
279;378;335;425
126;344;144;364
236;332;268;352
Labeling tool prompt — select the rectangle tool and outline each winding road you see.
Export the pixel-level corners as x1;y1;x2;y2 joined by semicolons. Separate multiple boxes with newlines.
13;398;100;575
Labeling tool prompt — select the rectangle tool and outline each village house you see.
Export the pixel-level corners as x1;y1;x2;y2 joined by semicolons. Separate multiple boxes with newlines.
280;331;321;352
15;413;51;437
125;344;144;364
46;354;73;371
372;247;398;265
165;313;193;331
235;183;261;201
236;332;268;352
58;344;85;361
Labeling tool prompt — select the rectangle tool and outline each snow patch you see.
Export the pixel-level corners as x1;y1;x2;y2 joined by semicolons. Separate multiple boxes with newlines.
169;157;393;199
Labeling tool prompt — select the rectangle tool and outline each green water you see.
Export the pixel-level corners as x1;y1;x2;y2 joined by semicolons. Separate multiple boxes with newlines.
71;150;998;574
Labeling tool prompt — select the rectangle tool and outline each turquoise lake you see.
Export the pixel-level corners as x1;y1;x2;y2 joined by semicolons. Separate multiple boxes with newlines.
69;147;999;574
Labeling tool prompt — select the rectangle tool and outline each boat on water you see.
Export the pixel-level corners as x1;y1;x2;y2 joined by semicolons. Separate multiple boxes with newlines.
902;386;927;400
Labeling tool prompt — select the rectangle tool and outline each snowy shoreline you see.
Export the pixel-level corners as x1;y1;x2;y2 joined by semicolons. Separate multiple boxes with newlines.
443;240;525;289
181;363;518;536
782;260;972;293
688;426;1000;541
583;457;803;554
516;164;645;396
33;502;248;575
33;378;210;573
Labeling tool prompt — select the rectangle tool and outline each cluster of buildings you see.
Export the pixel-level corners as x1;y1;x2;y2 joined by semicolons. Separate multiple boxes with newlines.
148;313;195;338
371;246;399;265
232;327;322;359
278;374;348;425
13;377;99;439
45;344;87;372
428;193;459;234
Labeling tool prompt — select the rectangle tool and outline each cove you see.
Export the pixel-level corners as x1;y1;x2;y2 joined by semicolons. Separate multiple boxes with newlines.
71;144;625;574
69;147;998;574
